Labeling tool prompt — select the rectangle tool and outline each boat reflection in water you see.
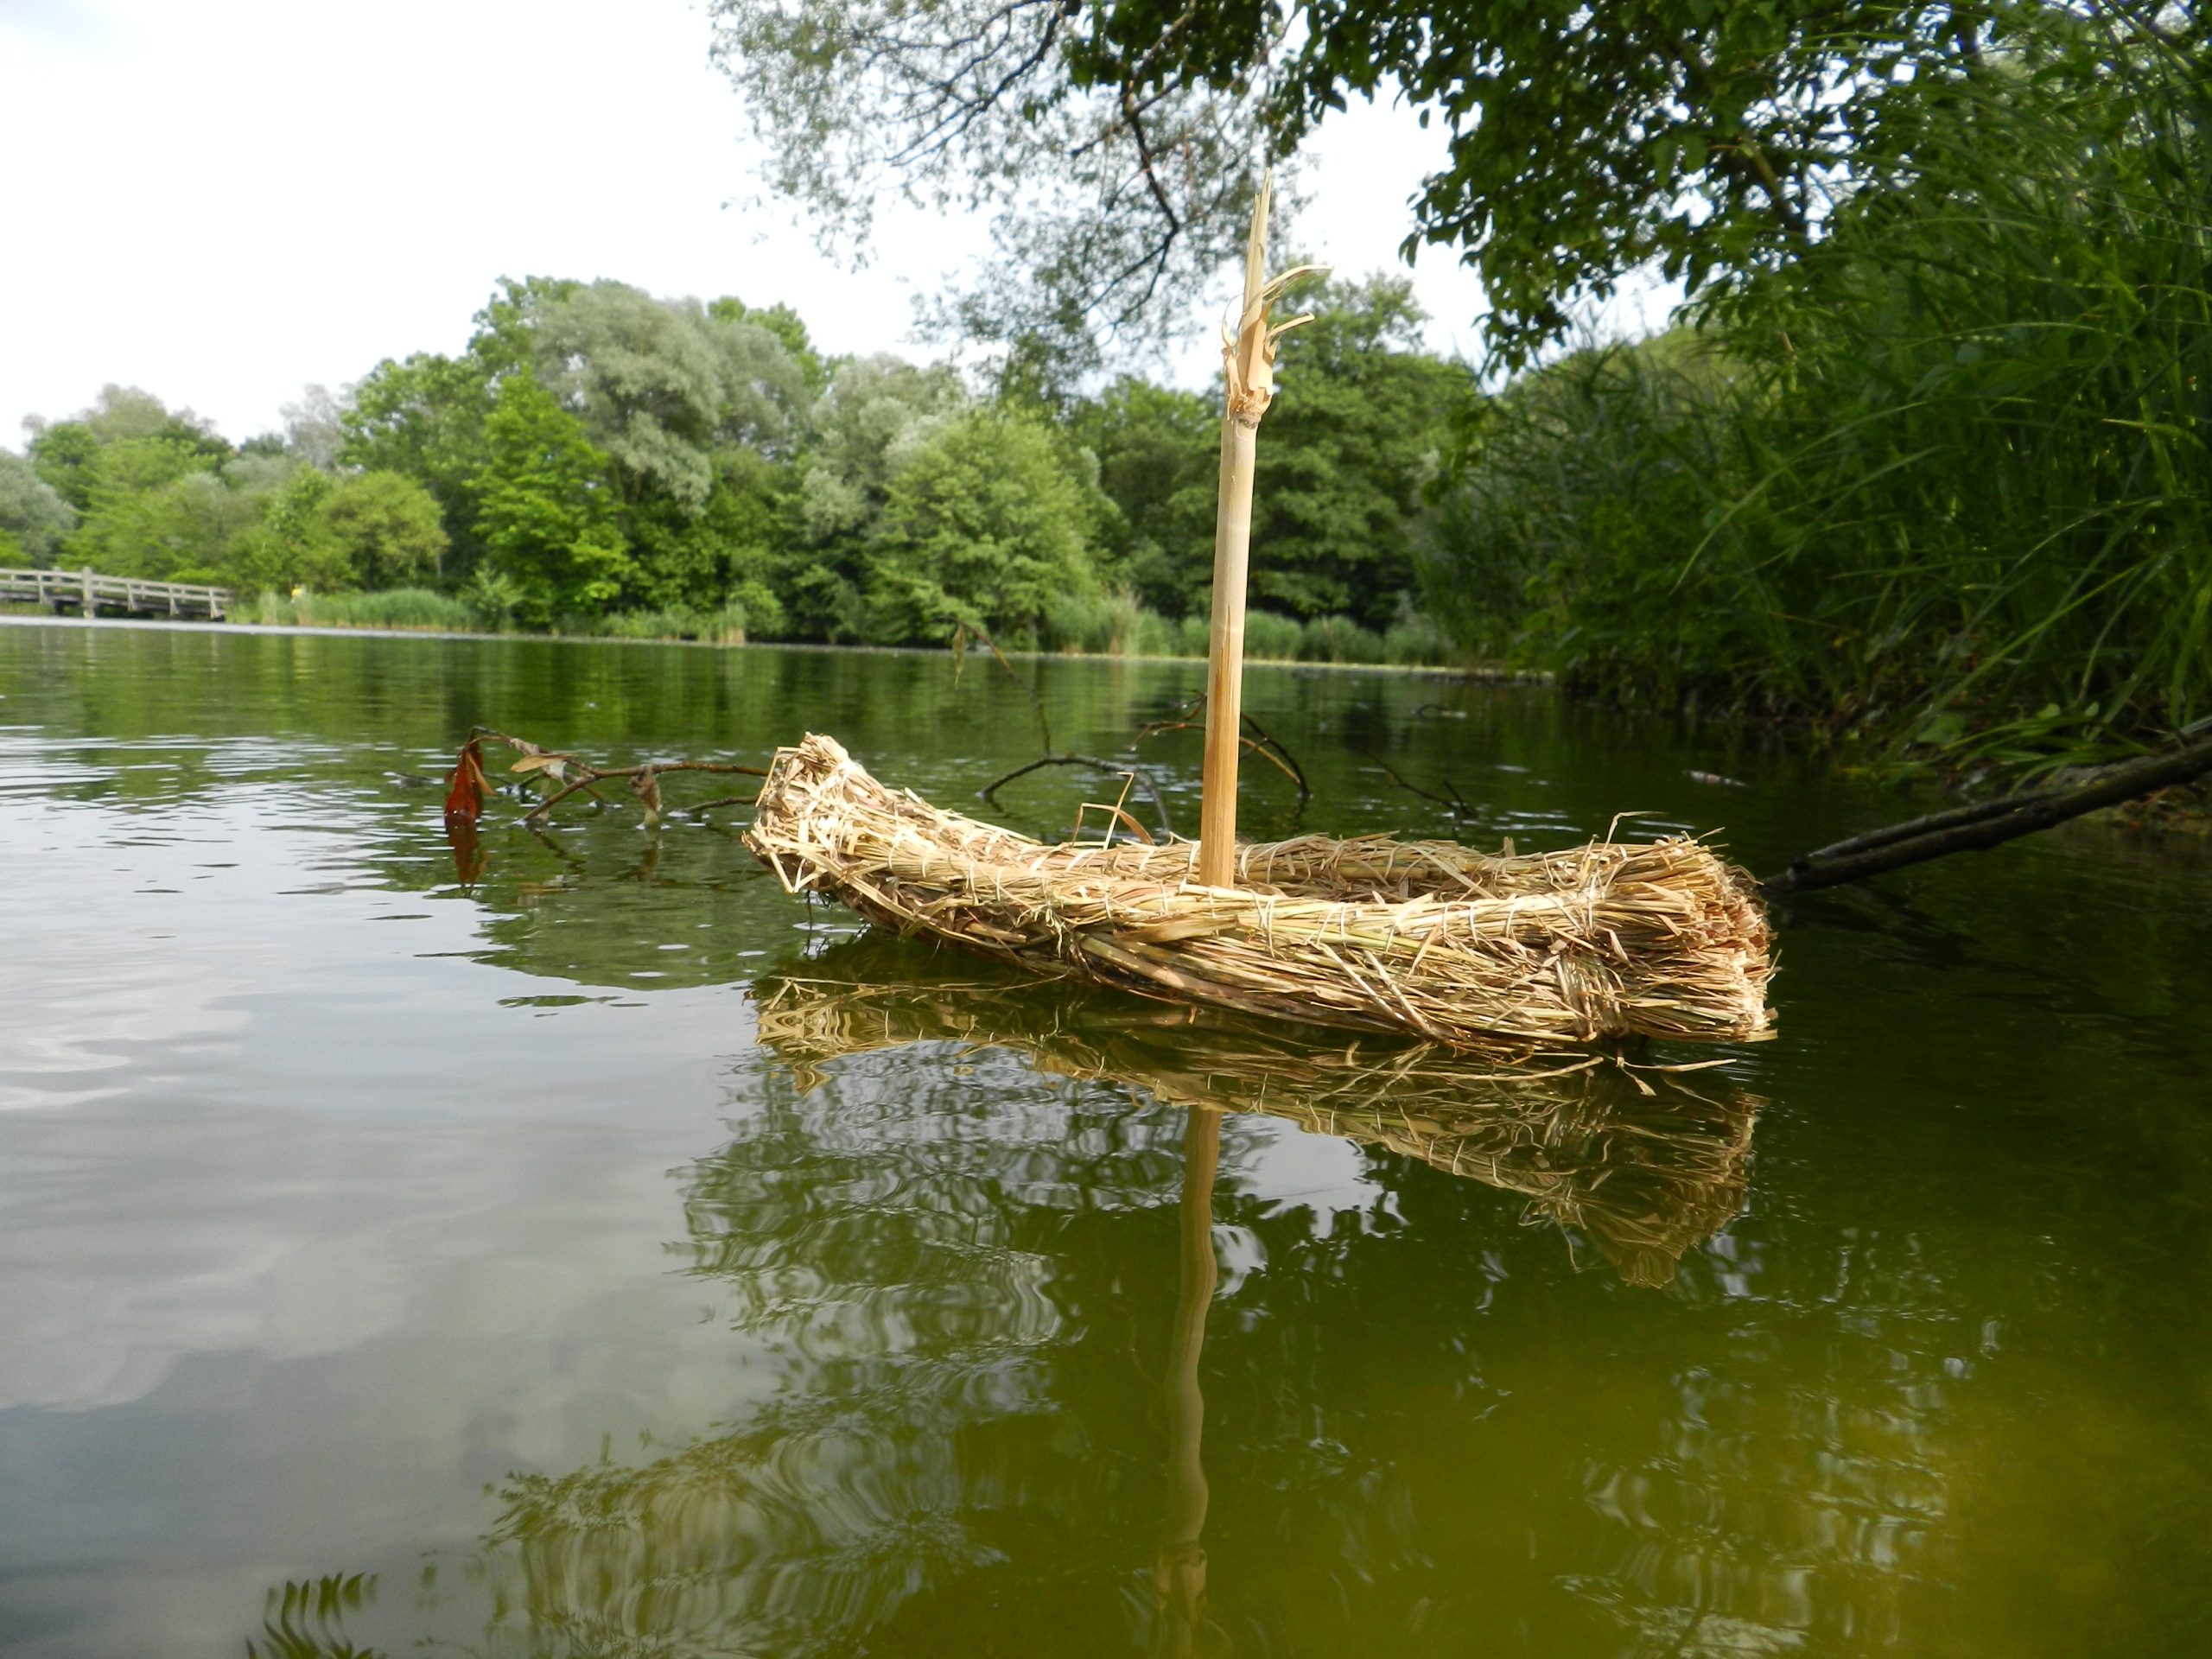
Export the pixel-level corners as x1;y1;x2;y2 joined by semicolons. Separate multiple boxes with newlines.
751;939;1764;1655
243;943;1767;1656
754;939;1762;1289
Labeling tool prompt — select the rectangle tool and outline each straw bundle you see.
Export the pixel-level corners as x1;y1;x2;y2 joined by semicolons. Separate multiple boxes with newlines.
744;734;1775;1052
753;948;1759;1285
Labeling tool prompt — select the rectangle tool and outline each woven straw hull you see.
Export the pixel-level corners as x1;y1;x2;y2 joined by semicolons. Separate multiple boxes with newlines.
743;734;1776;1052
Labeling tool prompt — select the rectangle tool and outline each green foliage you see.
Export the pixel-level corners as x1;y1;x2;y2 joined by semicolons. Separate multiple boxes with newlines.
624;448;795;616
1382;607;1450;667
1430;16;2209;760
708;2;2153;372
461;566;526;632
245;587;476;632
230;464;351;593
1301;613;1385;664
868;410;1104;643
1067;378;1216;617
1042;588;1149;655
315;470;447;588
24;422;104;512
68;450;240;580
525;279;808;512
340;349;497;575
709;295;829;393
1257;274;1465;627
0;451;77;563
708;1;1274;367
471;372;634;624
1240;609;1305;662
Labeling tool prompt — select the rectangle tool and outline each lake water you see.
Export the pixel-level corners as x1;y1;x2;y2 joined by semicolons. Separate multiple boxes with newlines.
2;618;2209;1658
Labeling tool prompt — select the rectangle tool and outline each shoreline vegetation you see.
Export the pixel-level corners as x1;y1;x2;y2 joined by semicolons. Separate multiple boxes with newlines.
230;586;1459;667
0;598;1492;676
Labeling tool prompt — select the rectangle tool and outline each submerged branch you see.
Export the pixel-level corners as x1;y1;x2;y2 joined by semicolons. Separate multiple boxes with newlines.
1764;731;2212;894
1137;698;1310;798
462;728;766;826
1358;749;1476;821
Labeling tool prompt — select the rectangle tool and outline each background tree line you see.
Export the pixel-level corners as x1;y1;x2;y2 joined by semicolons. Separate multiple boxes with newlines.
0;274;1460;665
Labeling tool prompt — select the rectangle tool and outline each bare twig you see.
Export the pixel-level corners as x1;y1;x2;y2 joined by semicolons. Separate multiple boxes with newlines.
978;753;1176;838
465;728;766;826
1764;731;2212;894
1358;749;1477;821
1135;697;1310;798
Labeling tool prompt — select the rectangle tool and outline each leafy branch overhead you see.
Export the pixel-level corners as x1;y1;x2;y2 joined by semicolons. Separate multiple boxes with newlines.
706;1;2175;367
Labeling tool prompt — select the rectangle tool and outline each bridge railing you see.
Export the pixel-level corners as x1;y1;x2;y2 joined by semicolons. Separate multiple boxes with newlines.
0;567;233;620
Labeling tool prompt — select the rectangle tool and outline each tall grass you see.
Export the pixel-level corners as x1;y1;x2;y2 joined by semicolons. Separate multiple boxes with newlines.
235;581;1456;668
241;587;753;644
1040;589;1455;666
245;588;477;631
1432;12;2209;770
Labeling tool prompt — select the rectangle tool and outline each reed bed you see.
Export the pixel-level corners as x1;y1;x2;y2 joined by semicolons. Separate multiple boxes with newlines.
753;949;1759;1285
744;734;1775;1051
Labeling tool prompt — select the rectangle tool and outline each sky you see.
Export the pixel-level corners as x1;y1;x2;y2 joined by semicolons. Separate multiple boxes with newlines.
0;0;1668;449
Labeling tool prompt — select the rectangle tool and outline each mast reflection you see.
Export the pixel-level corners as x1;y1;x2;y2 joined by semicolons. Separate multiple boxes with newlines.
1153;1106;1221;1658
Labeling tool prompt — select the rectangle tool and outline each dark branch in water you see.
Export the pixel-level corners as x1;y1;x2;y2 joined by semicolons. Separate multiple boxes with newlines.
1358;749;1477;821
978;753;1176;838
1136;699;1310;798
1764;730;2212;894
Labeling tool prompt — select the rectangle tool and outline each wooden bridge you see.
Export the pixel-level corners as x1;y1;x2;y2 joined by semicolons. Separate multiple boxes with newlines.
0;567;232;620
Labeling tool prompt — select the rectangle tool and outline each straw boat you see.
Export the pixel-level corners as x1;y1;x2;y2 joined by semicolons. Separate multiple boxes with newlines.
743;186;1772;1056
744;733;1775;1054
753;941;1760;1285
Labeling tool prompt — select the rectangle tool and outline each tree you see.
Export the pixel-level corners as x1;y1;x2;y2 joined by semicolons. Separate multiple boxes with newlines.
709;0;1279;367
83;470;283;584
1250;274;1468;626
709;295;829;394
868;409;1104;642
1068;378;1216;617
59;435;232;578
779;353;971;640
524;280;810;512
707;1;2183;368
27;385;228;512
0;453;77;565
623;448;796;624
228;464;353;593
280;384;349;470
340;349;499;577
472;372;633;622
314;470;448;588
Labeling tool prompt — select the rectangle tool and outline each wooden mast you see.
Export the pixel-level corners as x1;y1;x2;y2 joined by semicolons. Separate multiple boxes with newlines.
1197;176;1319;887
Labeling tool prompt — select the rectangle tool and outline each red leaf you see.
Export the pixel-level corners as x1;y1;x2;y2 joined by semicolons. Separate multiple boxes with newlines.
444;739;489;823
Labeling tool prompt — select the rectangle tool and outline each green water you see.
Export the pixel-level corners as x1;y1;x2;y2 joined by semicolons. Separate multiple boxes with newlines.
2;619;2209;1658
